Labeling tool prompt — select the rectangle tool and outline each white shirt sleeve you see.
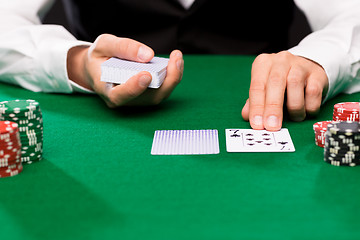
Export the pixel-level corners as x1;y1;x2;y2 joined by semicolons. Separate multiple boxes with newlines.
0;0;91;93
289;0;360;102
2;0;360;100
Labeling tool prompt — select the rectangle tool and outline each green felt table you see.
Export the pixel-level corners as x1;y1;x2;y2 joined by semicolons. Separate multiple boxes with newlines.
1;55;360;240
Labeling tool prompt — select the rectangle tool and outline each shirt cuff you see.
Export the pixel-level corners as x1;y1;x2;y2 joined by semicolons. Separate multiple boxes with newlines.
69;80;95;94
32;25;92;93
288;33;352;103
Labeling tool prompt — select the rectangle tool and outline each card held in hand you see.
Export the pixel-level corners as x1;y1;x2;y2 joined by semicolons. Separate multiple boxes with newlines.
225;128;295;152
101;56;169;88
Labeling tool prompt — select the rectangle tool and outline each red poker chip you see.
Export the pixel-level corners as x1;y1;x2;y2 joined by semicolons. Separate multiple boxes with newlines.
0;121;21;164
0;151;21;161
333;102;359;121
333;114;359;117
0;146;21;155
313;120;333;148
0;157;21;167
0;131;20;144
313;120;333;131
0;134;21;144
333;111;359;117
0;130;20;140
333;116;359;121
315;137;325;146
0;138;21;153
333;111;359;116
0;121;18;134
334;102;360;111
0;141;21;150
315;133;325;139
0;162;23;178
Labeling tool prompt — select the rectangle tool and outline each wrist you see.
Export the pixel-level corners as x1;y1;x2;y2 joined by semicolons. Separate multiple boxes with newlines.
67;46;92;90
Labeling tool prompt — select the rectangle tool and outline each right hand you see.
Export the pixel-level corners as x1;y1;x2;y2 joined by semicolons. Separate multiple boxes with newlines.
67;34;184;107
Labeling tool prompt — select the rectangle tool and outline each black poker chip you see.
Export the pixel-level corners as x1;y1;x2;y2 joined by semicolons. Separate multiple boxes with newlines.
324;121;360;166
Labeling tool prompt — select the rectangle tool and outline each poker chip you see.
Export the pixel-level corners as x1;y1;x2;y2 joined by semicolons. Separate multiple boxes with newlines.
313;120;333;148
0;100;43;164
0;162;23;178
333;102;359;122
0;121;22;177
324;121;360;167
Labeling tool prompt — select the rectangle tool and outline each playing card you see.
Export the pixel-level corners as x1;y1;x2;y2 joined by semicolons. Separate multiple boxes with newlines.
225;128;295;152
101;56;169;88
151;130;219;155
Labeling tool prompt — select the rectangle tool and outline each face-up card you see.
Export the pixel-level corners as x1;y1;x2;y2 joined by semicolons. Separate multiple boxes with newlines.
151;130;219;155
101;56;169;88
225;128;295;152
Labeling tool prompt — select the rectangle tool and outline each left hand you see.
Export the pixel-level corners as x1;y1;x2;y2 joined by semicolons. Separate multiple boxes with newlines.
241;51;328;131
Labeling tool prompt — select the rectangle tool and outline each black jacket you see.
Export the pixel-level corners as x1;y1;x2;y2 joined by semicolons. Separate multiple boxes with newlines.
62;0;295;54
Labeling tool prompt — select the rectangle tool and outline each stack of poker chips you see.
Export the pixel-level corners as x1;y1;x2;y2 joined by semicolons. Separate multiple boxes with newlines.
333;102;359;122
0;121;23;178
324;121;360;166
313;102;360;148
0;100;43;164
313;120;333;148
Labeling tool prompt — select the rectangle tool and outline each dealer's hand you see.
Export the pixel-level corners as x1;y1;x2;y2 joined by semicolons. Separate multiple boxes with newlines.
241;51;328;131
67;34;184;107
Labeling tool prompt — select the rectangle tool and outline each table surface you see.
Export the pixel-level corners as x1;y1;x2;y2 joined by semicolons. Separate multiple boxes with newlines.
1;55;360;240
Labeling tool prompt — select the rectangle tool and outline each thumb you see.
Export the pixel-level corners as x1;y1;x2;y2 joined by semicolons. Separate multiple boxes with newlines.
90;34;154;62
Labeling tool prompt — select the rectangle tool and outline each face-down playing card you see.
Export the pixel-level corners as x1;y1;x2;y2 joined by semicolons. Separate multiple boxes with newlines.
101;56;169;88
151;130;220;155
225;128;295;152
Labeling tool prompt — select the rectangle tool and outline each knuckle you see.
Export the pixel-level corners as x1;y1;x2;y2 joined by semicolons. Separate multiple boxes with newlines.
287;70;304;87
94;34;105;42
249;81;265;91
287;101;304;111
268;73;284;86
253;53;270;65
90;34;113;56
120;37;135;49
95;34;112;44
107;95;122;107
115;38;128;52
306;103;321;114
276;51;292;60
124;86;139;99
250;104;265;113
305;84;322;98
265;102;283;110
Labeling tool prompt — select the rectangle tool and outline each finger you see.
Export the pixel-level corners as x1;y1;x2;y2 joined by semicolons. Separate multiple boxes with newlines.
91;34;154;62
157;50;184;101
304;72;326;116
285;66;307;121
262;55;290;131
106;71;152;107
249;54;272;130
241;98;250;121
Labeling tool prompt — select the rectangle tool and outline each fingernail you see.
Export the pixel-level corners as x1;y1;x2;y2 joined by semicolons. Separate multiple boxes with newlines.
139;74;152;87
253;115;263;126
266;115;279;128
176;51;183;58
176;59;183;71
137;46;153;62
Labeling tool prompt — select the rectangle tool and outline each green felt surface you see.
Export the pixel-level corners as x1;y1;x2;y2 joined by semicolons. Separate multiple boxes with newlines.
1;55;360;240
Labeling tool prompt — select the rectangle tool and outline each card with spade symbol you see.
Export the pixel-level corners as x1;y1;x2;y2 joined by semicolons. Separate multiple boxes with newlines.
225;128;295;152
